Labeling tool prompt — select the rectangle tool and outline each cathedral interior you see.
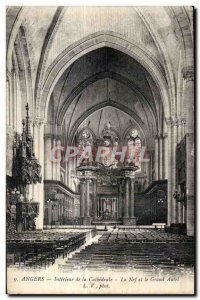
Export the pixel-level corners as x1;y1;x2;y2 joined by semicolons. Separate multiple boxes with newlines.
6;7;195;276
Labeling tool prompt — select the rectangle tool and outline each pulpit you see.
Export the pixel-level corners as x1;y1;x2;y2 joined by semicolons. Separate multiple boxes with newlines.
9;104;42;232
16;202;39;232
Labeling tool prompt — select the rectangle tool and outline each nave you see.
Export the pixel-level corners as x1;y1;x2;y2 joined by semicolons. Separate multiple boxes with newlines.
7;228;194;278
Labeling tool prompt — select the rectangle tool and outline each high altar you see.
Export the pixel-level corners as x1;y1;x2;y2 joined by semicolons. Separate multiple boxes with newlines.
76;121;140;225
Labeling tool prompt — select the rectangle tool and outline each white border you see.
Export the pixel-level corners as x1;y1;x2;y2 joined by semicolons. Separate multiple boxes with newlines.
1;2;199;299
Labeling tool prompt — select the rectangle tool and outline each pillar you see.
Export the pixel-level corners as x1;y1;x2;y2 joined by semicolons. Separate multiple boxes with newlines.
154;136;159;180
182;66;194;236
72;197;74;218
33;121;45;230
80;180;85;218
56;138;61;181
118;180;122;218
48;202;52;225
177;201;183;223
163;134;168;179
167;120;172;225
44;135;52;180
171;121;178;223
130;179;135;218
93;179;97;219
52;137;57;180
6;77;10;126
83;178;91;225
9;69;14;129
13;70;17;130
38;122;45;229
85;179;90;217
159;136;163;179
123;177;136;225
124;179;129;218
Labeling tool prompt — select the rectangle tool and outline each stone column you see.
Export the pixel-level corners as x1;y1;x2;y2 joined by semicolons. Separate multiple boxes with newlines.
159;136;163;179
183;66;194;236
83;178;91;225
69;197;72;218
61;198;64;224
130;179;135;218
163;134;168;179
57;199;60;224
167;120;172;225
123;176;136;225
44;135;52;180
85;179;90;217
177;201;183;223
67;196;69;218
34;121;45;230
93;179;97;219
118;180;122;218
56;138;61;181
80;180;85;219
124;179;129;218
52;137;57;180
38;122;45;229
181;119;186;139
72;197;75;218
9;69;14;129
13;70;17;130
154;136;159;180
172;121;178;224
63;197;66;224
6;77;9;126
97;197;99;217
48;202;52;225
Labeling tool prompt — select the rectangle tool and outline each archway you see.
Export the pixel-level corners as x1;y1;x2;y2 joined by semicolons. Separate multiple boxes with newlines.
37;31;171;122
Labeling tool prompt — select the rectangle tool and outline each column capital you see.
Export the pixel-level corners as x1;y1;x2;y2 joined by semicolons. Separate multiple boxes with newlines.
156;133;167;139
6;69;12;80
180;117;186;125
154;133;160;140
182;66;194;82
172;118;179;127
162;133;168;139
166;117;173;126
33;118;45;127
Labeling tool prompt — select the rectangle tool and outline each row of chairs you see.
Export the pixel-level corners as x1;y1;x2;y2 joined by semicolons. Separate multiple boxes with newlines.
62;229;194;274
7;232;86;268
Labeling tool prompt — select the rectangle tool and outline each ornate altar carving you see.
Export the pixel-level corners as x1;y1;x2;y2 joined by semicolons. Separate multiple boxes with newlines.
126;128;142;169
77;121;96;166
98;121;119;147
77;121;95;147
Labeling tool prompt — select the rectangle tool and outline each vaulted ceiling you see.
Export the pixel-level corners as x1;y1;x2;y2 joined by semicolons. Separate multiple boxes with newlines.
47;47;162;149
6;6;193;150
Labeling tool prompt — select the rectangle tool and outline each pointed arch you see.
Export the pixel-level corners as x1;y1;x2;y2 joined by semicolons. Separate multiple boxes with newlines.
37;31;171;121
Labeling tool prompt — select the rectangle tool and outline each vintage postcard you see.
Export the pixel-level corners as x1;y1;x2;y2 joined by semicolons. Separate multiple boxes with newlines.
6;6;195;295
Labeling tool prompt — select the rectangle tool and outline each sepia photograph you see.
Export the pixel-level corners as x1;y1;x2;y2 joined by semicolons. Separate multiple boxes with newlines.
6;5;195;295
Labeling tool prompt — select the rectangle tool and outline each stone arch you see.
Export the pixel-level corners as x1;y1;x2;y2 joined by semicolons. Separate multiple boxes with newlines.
135;7;176;115
165;7;193;66
37;31;171;121
57;71;158;133
6;6;24;72
68;101;148;146
34;7;65;103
